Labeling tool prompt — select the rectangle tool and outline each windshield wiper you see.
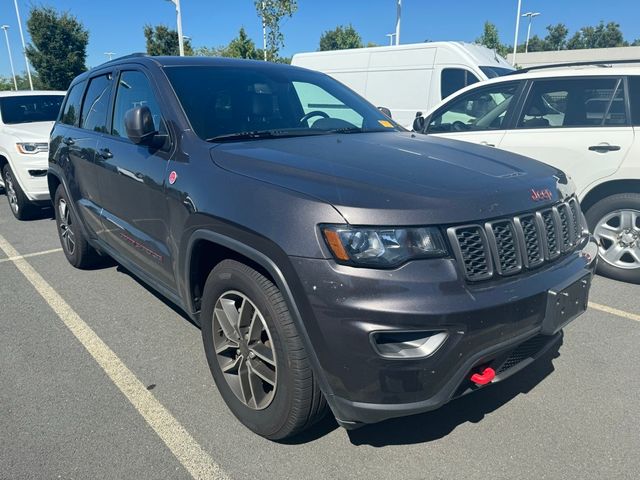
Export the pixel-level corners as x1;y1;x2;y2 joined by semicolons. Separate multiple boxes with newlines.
206;129;330;142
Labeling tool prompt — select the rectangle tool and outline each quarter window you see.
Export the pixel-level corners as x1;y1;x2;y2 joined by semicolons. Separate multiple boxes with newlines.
629;76;640;126
80;73;113;133
61;81;85;126
112;71;164;139
518;78;627;129
427;82;518;133
441;68;480;100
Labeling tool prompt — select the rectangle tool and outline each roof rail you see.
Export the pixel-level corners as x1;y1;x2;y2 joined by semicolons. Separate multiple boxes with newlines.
100;52;148;66
512;58;640;75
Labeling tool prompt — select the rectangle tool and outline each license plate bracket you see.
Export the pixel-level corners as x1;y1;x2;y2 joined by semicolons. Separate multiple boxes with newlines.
542;273;591;335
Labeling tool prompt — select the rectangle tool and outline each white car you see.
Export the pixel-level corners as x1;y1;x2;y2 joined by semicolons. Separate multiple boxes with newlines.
414;65;640;283
0;90;66;220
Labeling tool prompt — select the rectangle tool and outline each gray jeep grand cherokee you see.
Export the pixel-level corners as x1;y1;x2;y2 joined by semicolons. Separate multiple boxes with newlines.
48;55;597;440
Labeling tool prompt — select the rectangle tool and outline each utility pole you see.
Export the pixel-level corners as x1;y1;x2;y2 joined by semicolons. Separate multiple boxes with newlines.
262;1;267;60
512;0;522;66
13;0;33;90
1;25;18;90
522;12;540;53
104;52;116;61
386;33;395;46
395;0;402;45
166;0;185;56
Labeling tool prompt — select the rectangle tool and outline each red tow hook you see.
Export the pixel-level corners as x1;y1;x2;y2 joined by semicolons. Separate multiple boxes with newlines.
470;367;496;386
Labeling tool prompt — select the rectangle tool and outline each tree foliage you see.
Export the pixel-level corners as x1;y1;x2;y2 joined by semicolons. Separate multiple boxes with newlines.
0;72;42;91
25;7;88;90
476;22;510;58
195;28;262;60
319;24;363;51
566;21;625;49
144;24;193;56
254;0;297;61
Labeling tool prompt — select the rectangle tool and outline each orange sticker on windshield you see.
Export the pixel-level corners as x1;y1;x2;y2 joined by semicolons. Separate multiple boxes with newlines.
378;120;394;128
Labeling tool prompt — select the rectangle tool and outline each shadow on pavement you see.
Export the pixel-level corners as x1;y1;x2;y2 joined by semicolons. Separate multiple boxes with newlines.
346;343;560;447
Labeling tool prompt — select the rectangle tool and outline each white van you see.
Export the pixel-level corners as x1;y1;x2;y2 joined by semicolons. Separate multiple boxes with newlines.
292;42;514;128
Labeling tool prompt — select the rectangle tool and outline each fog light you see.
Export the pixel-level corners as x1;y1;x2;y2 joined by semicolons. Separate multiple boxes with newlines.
371;330;448;359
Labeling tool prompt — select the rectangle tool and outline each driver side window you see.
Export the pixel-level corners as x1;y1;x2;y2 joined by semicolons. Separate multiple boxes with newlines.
427;82;518;134
292;81;363;127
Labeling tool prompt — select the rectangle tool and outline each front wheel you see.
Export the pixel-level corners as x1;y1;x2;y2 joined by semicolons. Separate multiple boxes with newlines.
2;163;34;220
201;259;327;440
586;193;640;284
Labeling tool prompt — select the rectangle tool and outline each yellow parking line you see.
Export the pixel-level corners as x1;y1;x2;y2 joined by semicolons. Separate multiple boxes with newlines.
0;247;63;264
589;302;640;324
0;234;230;480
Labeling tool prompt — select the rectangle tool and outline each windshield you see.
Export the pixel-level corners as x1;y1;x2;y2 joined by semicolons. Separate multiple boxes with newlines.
164;65;401;141
480;66;515;79
0;95;64;125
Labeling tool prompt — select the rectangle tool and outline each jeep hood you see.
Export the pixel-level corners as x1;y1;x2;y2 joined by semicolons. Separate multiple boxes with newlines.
210;132;573;225
2;121;54;142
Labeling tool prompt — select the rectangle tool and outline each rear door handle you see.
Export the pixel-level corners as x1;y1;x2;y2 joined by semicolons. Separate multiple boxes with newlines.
62;137;75;146
98;148;113;159
588;144;621;152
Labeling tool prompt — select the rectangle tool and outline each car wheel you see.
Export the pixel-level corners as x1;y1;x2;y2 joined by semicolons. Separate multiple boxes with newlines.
586;193;640;284
2;163;34;220
54;184;100;269
201;259;327;440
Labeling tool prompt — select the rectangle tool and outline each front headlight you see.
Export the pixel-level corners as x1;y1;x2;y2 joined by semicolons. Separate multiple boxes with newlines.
16;142;48;154
321;225;447;268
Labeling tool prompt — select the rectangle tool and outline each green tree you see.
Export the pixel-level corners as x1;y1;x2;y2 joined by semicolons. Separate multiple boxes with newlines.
0;72;42;91
319;24;363;51
566;21;625;49
476;22;509;58
144;24;193;56
25;7;88;90
632;39;640;46
544;23;569;51
195;28;260;60
255;0;297;61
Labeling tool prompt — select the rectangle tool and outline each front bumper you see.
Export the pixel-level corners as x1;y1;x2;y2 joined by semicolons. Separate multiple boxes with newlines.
289;235;597;426
7;151;50;202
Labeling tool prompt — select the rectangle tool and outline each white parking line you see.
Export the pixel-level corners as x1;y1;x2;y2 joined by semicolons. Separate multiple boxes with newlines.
589;302;640;323
0;234;230;480
0;247;63;264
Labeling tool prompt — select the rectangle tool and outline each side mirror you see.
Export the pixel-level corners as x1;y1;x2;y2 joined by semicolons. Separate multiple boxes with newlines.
125;106;158;145
378;106;392;118
413;111;425;132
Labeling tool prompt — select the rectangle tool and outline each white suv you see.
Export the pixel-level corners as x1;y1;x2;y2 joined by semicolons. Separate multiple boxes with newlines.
414;65;640;284
0;90;65;220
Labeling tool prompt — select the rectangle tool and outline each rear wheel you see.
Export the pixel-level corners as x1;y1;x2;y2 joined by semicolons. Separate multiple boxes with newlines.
54;184;101;269
201;259;327;440
2;163;34;220
586;193;640;284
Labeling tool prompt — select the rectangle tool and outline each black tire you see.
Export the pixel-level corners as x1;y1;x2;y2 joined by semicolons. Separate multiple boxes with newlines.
585;193;640;284
54;184;101;269
201;259;327;440
2;163;34;220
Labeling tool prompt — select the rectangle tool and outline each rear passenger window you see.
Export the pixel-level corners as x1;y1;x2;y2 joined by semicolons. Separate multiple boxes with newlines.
629;76;640;125
441;68;479;100
80;73;113;133
518;78;627;129
60;81;85;127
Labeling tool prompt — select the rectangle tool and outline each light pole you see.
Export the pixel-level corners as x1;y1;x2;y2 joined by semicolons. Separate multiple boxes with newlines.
261;1;267;61
522;12;540;53
104;52;116;61
386;33;396;46
13;0;33;90
512;0;522;66
166;0;185;56
395;0;402;45
1;25;18;90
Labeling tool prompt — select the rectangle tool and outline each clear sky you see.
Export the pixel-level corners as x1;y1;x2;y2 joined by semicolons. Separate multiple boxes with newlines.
1;0;639;79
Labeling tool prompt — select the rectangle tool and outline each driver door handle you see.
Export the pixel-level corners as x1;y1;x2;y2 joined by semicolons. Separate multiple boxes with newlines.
62;137;75;146
98;147;113;159
588;144;621;153
480;141;495;147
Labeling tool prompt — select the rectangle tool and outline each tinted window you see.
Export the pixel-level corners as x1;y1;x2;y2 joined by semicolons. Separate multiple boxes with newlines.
518;78;627;129
480;66;515;79
112;71;164;139
441;68;479;99
61;82;85;126
80;73;113;133
428;82;518;133
0;95;64;125
629;76;640;125
164;65;400;141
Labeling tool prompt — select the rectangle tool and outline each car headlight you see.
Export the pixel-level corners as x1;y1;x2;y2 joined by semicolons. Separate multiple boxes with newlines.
16;142;48;154
321;225;447;268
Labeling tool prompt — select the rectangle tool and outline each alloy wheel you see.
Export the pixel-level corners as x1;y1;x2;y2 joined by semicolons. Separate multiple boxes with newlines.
212;291;277;410
593;209;640;270
5;171;19;215
58;198;76;255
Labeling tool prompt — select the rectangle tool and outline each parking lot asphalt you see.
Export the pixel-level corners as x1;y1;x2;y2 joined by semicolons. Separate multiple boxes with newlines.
1;196;639;480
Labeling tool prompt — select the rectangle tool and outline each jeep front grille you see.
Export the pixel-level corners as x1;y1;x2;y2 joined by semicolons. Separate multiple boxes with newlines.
448;197;585;282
